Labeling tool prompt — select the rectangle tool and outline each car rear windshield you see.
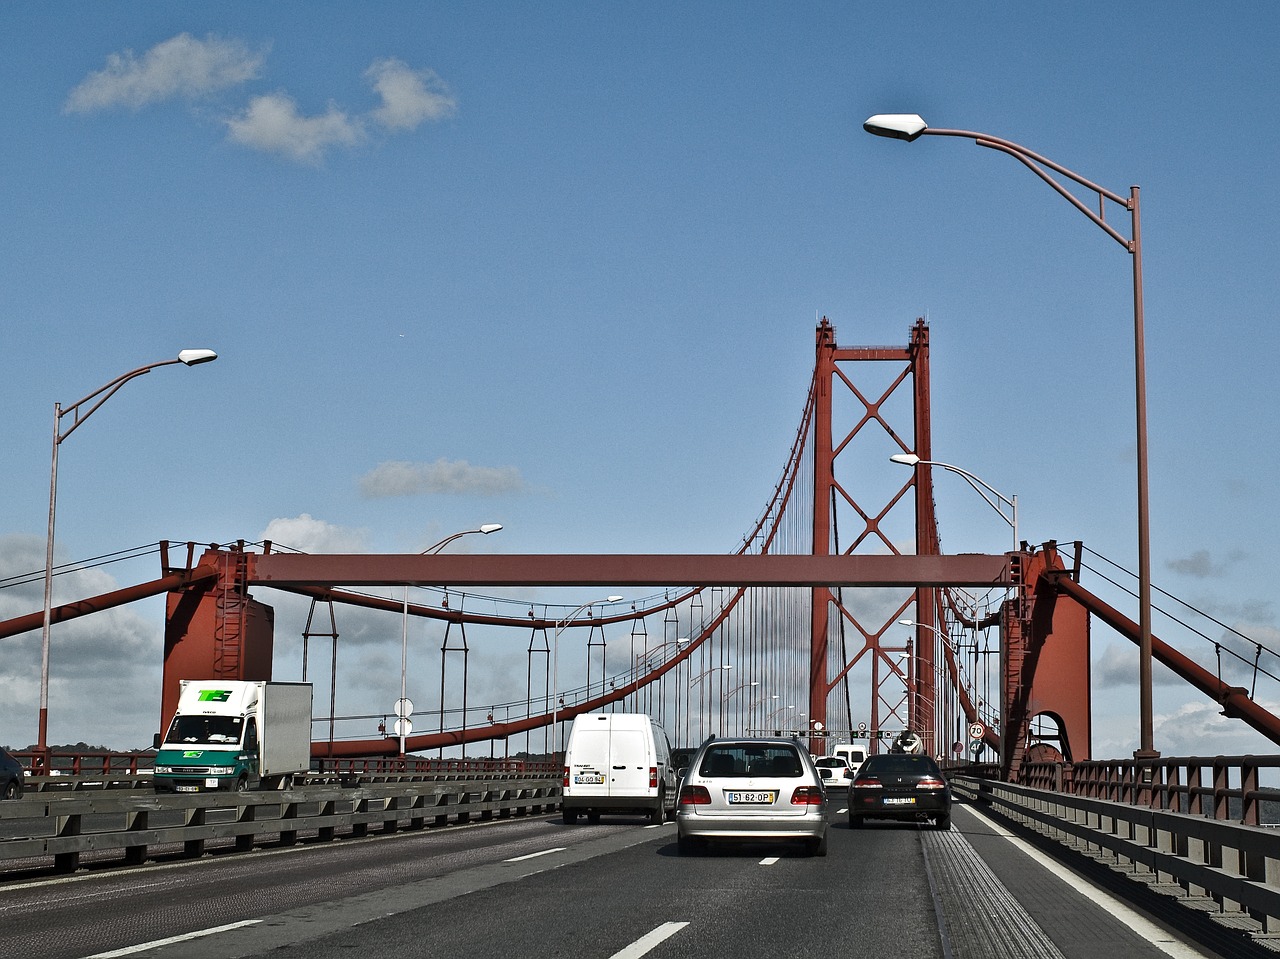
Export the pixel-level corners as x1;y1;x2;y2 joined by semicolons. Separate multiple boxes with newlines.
699;744;804;778
862;755;942;776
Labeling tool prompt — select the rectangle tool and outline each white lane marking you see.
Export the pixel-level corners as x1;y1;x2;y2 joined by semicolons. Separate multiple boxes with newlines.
836;806;848;814
608;921;690;959
504;846;567;863
84;920;262;958
759;856;781;865
984;817;1217;959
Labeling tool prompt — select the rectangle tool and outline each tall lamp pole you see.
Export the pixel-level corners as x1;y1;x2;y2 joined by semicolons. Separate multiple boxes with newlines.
39;349;218;768
399;524;503;757
865;113;1155;761
889;454;1017;553
552;595;624;755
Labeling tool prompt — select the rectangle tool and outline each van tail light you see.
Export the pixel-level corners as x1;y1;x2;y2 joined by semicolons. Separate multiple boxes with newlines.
679;785;711;806
563;766;569;788
853;776;882;790
650;766;658;788
918;777;947;791
790;786;824;806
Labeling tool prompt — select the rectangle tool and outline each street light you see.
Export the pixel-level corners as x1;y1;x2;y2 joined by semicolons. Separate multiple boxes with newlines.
399;524;503;757
899;618;969;757
38;349;218;767
552;595;624;754
866;112;1156;761
889;453;1018;552
721;680;759;735
689;663;732;687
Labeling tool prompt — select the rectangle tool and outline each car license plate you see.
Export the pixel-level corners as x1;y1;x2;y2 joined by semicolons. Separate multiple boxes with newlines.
176;785;199;793
574;773;605;784
884;797;916;805
727;791;776;805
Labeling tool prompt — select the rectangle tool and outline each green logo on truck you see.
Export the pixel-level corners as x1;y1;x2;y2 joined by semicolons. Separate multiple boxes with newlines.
197;689;233;702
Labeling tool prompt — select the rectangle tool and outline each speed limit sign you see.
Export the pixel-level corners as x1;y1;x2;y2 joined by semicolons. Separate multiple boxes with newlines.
968;721;987;740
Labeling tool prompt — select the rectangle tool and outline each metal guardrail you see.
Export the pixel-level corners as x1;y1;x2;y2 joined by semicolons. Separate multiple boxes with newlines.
6;751;557;794
1020;756;1280;826
0;774;561;876
955;773;1280;948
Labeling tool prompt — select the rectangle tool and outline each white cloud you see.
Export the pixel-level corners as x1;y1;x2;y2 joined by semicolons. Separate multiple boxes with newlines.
225;92;364;164
366;58;457;130
64;33;265;113
360;459;527;498
0;533;162;751
261;513;370;553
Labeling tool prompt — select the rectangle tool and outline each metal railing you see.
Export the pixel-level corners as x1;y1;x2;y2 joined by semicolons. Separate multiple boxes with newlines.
958;762;1280;947
1019;756;1280;826
0;773;561;877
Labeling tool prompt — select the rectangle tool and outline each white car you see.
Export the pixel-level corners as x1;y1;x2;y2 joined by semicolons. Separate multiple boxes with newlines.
813;756;853;789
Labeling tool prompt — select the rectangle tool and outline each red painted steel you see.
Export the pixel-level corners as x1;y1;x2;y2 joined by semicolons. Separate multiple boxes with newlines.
0;563;219;640
249;552;1010;588
1049;570;1280;747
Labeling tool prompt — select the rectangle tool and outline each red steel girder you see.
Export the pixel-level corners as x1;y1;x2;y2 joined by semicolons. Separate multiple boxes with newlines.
250;553;1009;588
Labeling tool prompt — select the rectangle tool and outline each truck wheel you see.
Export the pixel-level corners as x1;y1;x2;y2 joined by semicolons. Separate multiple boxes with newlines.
587;811;601;824
562;808;578;825
235;776;249;793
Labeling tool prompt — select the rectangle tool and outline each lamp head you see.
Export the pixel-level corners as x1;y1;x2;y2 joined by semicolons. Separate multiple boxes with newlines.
863;114;928;142
177;349;218;366
479;524;503;534
606;595;623;603
890;453;921;466
898;618;917;627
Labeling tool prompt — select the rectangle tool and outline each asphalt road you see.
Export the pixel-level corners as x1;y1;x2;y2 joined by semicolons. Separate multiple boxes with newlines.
0;798;1236;959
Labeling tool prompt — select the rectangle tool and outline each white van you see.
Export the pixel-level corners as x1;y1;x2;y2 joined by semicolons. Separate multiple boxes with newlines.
561;712;677;824
831;743;867;777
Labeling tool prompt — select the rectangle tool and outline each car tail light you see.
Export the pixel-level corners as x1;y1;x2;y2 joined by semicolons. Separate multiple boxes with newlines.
853;776;882;789
562;766;569;788
790;786;824;806
679;784;711;805
650;766;658;788
918;777;947;791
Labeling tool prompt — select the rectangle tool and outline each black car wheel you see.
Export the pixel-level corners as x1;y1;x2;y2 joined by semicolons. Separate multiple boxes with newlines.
2;779;20;801
677;833;701;856
562;808;579;825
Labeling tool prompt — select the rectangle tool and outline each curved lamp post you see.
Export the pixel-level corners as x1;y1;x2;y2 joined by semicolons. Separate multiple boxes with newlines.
552;595;623;754
38;349;218;767
865;112;1155;760
889;453;1017;552
399;524;503;757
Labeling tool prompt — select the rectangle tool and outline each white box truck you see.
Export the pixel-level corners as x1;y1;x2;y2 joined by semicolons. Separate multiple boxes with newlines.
561;712;677;824
154;680;312;793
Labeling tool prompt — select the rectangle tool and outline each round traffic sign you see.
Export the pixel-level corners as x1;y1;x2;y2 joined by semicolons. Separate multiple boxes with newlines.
394;717;413;737
968;721;986;740
395;698;414;718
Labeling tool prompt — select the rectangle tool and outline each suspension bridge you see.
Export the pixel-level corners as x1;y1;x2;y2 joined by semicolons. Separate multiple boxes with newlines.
4;317;1276;783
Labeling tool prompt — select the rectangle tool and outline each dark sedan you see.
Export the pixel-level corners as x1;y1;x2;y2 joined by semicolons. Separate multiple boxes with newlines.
0;747;25;800
848;753;950;829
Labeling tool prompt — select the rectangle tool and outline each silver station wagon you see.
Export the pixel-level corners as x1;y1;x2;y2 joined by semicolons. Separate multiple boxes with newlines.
676;737;828;856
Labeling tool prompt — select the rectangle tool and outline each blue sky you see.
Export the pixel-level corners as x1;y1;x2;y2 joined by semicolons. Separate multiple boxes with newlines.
2;4;1278;758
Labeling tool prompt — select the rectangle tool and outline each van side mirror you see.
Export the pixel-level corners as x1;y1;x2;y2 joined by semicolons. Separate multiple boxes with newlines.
152;733;161;750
